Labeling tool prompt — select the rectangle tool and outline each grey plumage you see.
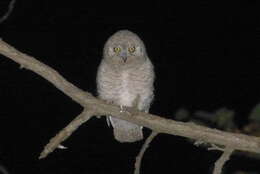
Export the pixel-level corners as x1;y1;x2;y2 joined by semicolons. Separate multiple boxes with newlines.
96;30;155;142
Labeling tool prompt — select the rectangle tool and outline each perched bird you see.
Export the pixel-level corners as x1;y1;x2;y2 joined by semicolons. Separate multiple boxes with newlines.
96;30;155;142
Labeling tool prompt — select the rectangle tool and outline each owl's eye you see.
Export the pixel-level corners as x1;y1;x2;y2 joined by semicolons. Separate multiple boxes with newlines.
113;47;121;53
128;46;136;53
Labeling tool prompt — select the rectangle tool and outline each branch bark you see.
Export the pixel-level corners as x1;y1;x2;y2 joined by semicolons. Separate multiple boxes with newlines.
212;147;234;174
134;131;158;174
0;0;16;24
1;39;260;161
39;109;94;159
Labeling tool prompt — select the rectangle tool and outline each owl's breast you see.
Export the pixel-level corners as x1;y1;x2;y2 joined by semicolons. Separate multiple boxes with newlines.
117;71;136;107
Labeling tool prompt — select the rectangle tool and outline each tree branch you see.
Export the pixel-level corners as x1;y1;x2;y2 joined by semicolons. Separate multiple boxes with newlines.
0;0;16;24
134;131;158;174
1;39;260;161
39;109;94;159
212;147;234;174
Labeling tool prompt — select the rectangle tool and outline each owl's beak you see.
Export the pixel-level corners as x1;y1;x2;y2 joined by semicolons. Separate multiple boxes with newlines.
122;56;127;63
120;52;127;63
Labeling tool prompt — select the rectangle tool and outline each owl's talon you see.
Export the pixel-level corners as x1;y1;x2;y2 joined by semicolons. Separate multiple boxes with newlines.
120;105;124;113
120;105;131;115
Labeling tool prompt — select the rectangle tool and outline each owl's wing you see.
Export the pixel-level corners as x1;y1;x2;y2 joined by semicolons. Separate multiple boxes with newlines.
96;60;116;128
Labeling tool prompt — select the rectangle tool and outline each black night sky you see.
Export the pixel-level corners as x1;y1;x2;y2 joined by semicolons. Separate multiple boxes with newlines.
0;1;259;174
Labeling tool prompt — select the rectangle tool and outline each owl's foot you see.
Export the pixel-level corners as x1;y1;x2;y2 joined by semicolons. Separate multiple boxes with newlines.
119;105;126;112
120;105;131;115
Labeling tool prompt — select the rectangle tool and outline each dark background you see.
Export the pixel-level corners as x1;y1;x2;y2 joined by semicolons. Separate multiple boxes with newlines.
0;0;259;174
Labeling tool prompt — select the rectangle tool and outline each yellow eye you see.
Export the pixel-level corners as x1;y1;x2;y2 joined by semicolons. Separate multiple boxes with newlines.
113;47;121;53
128;46;136;53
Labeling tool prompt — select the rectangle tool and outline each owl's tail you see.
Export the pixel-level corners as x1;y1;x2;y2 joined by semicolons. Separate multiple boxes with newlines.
109;117;143;142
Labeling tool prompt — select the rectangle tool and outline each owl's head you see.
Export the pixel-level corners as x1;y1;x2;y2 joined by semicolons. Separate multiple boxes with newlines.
103;30;147;67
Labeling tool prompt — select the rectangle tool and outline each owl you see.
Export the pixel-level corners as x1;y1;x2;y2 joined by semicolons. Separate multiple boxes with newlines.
96;30;155;142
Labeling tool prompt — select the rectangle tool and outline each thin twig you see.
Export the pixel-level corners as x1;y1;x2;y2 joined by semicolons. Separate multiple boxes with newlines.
134;131;158;174
0;165;9;174
213;147;234;174
0;0;16;24
39;109;94;159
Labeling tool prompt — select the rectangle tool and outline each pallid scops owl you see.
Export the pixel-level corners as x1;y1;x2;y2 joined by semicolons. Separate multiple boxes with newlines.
96;30;155;142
